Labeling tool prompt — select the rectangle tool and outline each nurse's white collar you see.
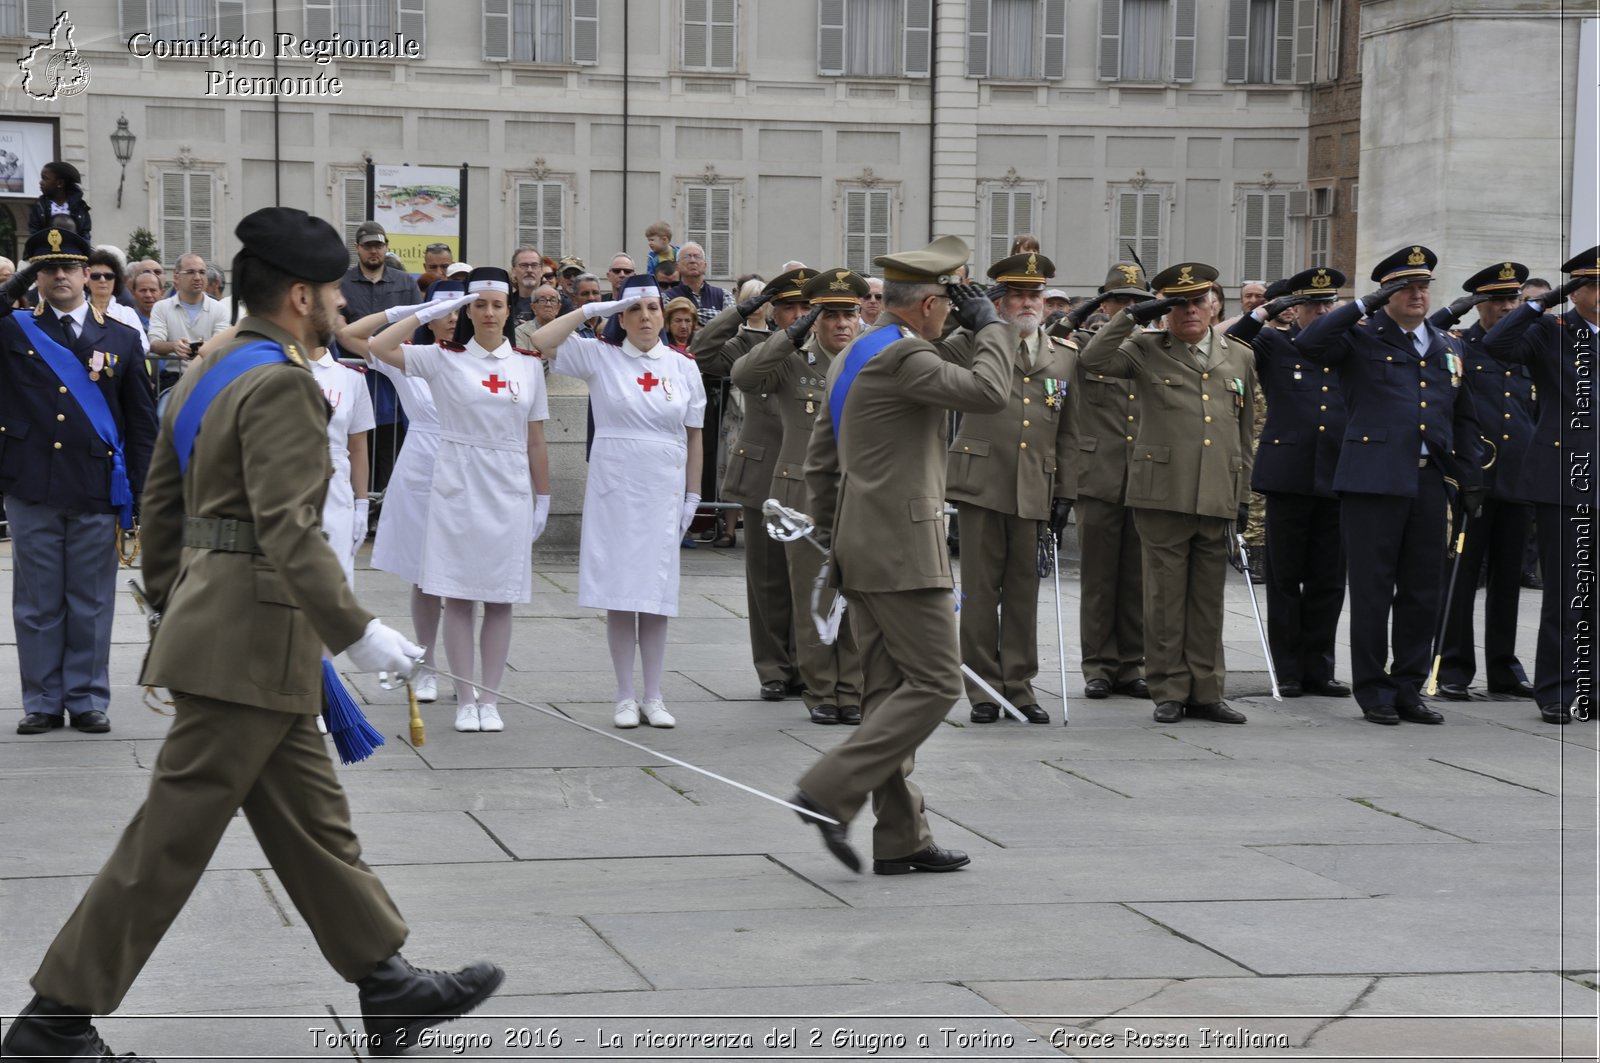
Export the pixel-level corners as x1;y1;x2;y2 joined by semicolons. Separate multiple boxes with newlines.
621;338;666;360
312;349;336;367
467;336;512;360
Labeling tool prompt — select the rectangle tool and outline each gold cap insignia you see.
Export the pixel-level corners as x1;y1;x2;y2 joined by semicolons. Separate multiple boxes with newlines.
1026;254;1039;276
1117;265;1139;285
47;229;62;252
795;271;810;285
1311;269;1332;288
1177;265;1194;286
1407;246;1426;266
829;270;851;292
1498;262;1517;281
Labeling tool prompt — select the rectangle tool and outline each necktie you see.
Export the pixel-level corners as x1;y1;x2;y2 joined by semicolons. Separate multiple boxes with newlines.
1410;330;1426;357
1018;339;1030;369
58;313;76;347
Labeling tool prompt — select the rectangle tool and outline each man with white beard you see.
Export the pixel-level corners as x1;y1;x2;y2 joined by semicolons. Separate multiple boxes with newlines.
945;252;1078;724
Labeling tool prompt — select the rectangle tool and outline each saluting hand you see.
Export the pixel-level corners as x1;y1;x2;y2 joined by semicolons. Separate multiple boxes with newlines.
948;283;1001;332
0;263;38;318
1127;295;1184;325
736;287;775;320
584;285;649;322
1536;277;1588;309
1063;293;1108;330
1260;293;1311;321
1359;279;1410;312
785;305;822;345
1438;292;1491;325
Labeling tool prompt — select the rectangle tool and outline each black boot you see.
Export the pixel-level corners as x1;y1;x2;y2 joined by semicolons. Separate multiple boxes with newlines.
357;954;504;1056
0;994;156;1061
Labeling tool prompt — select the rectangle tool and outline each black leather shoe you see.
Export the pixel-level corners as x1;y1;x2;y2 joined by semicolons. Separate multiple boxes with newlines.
1435;683;1471;701
793;790;860;872
358;954;504;1057
969;702;999;723
1540;704;1572;724
1190;701;1247;724
759;680;786;701
1278;680;1303;698
1488;679;1536;699
1302;678;1352;698
873;844;971;875
16;712;63;735
1112;678;1149;698
1397;703;1444;725
1362;705;1401;725
71;710;110;733
808;703;839;724
1017;703;1050;724
837;705;862;725
1084;678;1111;699
1152;701;1184;723
0;994;155;1061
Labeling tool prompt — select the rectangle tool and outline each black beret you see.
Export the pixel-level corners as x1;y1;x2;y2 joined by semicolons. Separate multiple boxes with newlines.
235;207;348;283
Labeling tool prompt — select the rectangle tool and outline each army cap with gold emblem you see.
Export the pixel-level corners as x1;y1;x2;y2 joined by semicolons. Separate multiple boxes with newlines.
23;225;90;265
1559;244;1600;279
1371;244;1438;284
802;267;870;307
763;266;814;305
874;235;970;284
1461;261;1528;295
987;252;1056;290
1099;262;1151;298
1149;262;1219;297
1284;266;1347;300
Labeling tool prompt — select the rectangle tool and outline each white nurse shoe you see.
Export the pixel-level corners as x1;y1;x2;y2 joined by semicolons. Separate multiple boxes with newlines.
477;704;504;732
614;699;640;728
413;669;438;703
640;699;676;728
454;704;480;732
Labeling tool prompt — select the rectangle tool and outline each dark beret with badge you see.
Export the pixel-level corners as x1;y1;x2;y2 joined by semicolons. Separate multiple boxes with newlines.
802;268;869;307
1461;261;1528;295
23;225;91;265
874;235;970;284
1099;262;1151;298
987;252;1056;290
236;207;349;283
764;266;814;305
1285;266;1346;300
1560;245;1600;279
1370;244;1438;284
1149;261;1219;298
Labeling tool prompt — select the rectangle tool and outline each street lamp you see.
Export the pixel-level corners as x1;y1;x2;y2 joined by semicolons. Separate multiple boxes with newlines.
110;115;135;209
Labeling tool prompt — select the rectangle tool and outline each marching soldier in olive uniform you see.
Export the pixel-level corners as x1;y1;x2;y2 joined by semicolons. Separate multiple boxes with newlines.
1225;267;1352;698
1295;245;1485;725
794;236;1015;874
1051;264;1153;699
692;276;805;700
1482;245;1600;724
2;209;502;1062
1428;262;1537;701
947;252;1076;724
731;268;866;725
1080;263;1257;725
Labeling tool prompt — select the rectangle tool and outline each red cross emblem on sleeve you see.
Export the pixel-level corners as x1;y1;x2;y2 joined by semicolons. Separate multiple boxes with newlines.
482;374;508;394
637;372;660;392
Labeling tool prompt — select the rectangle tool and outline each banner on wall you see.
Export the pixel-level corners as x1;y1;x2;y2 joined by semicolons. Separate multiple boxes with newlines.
366;163;467;273
0;118;57;198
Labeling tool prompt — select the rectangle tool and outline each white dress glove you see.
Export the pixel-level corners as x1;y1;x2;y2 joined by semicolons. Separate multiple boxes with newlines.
680;493;701;539
383;300;433;324
531;494;551;542
416;291;477;325
345;618;425;676
352;498;369;551
584;286;649;322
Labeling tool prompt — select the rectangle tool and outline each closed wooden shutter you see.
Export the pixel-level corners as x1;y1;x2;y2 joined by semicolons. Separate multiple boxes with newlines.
1172;0;1196;82
966;0;990;79
818;0;845;75
1043;0;1067;79
571;0;598;64
903;0;932;77
1224;0;1248;83
1097;0;1120;80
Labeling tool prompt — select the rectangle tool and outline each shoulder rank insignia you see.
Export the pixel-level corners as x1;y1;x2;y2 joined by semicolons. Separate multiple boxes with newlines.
283;343;306;367
900;326;917;340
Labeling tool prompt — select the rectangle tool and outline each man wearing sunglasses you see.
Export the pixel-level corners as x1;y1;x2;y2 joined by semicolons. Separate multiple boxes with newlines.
861;277;885;325
606;253;636;298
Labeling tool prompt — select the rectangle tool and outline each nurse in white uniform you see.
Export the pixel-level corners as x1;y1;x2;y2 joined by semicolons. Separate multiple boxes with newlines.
367;267;553;734
307;347;375;586
337;279;464;705
528;274;706;730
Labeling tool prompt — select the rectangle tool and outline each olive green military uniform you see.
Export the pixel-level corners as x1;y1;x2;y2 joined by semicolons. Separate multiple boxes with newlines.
692;303;797;689
1079;280;1257;708
31;316;408;1014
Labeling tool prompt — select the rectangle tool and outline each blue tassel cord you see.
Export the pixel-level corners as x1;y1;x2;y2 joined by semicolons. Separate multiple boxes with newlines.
321;658;385;765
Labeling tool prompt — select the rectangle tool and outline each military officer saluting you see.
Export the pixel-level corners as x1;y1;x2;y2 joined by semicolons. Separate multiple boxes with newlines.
1225;267;1352;698
795;236;1015;874
0;226;157;736
1295;245;1485;725
1428;261;1538;702
1080;263;1257;725
691;274;803;701
947;251;1077;724
732;268;866;725
1482;244;1600;724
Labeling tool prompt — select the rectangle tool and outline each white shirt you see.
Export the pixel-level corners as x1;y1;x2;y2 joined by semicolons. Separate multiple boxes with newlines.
147;292;229;347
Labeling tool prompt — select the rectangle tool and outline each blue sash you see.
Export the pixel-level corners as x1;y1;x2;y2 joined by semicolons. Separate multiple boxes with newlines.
14;313;135;528
828;323;904;440
172;341;290;474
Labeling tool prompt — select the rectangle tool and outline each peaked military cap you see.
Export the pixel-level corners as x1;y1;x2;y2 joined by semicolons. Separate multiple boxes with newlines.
1462;261;1528;295
1099;262;1151;298
1371;244;1438;284
1149;262;1218;297
1560;245;1600;278
763;266;814;304
236;207;348;283
23;225;90;264
1285;266;1346;299
874;235;969;284
803;268;869;307
987;252;1056;289
1263;278;1293;300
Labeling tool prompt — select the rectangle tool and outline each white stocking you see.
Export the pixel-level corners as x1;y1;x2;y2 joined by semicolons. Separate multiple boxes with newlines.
607;610;638;701
442;597;477;708
638;612;669;702
479;603;512;708
410;585;442;667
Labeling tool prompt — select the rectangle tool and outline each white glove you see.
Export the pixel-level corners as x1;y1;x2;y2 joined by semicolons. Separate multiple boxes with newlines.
531;494;551;542
584;286;649;322
680;493;701;538
383;300;434;324
345;618;425;676
416;291;477;325
352;499;369;551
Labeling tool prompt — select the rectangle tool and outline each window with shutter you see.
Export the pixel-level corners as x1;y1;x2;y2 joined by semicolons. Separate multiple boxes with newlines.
1321;0;1340;80
337;0;392;39
482;0;510;60
306;0;335;40
496;0;588;63
399;0;426;55
0;0;53;37
819;0;909;77
571;0;598;63
683;185;735;278
842;187;892;275
1308;216;1329;267
985;185;1038;273
1112;189;1163;269
683;0;736;71
338;170;368;266
902;0;931;77
1292;0;1315;82
516;180;566;261
1042;0;1066;79
1240;191;1289;281
817;0;845;75
966;0;990;79
127;0;243;41
1171;0;1196;82
1097;0;1120;80
1119;0;1165;81
1232;0;1297;83
160;170;216;267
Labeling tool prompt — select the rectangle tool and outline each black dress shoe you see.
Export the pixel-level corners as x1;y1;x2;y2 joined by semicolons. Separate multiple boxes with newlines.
358;954;504;1057
1397;703;1444;725
808;703;839;724
969;702;999;723
793;790;860;872
1540;704;1572;724
760;680;786;701
1084;678;1112;699
1190;701;1247;724
1152;700;1184;723
837;705;862;725
16;712;63;735
873;844;970;875
1278;680;1303;698
1017;703;1050;724
1434;683;1471;701
1488;679;1536;699
71;710;110;733
0;994;156;1061
1362;705;1401;725
1302;678;1352;698
1112;678;1149;698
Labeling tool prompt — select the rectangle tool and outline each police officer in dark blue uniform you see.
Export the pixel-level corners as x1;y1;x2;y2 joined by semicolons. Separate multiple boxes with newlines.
1225;267;1351;698
1428;261;1537;702
1294;246;1484;725
0;226;157;735
1482;245;1600;724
